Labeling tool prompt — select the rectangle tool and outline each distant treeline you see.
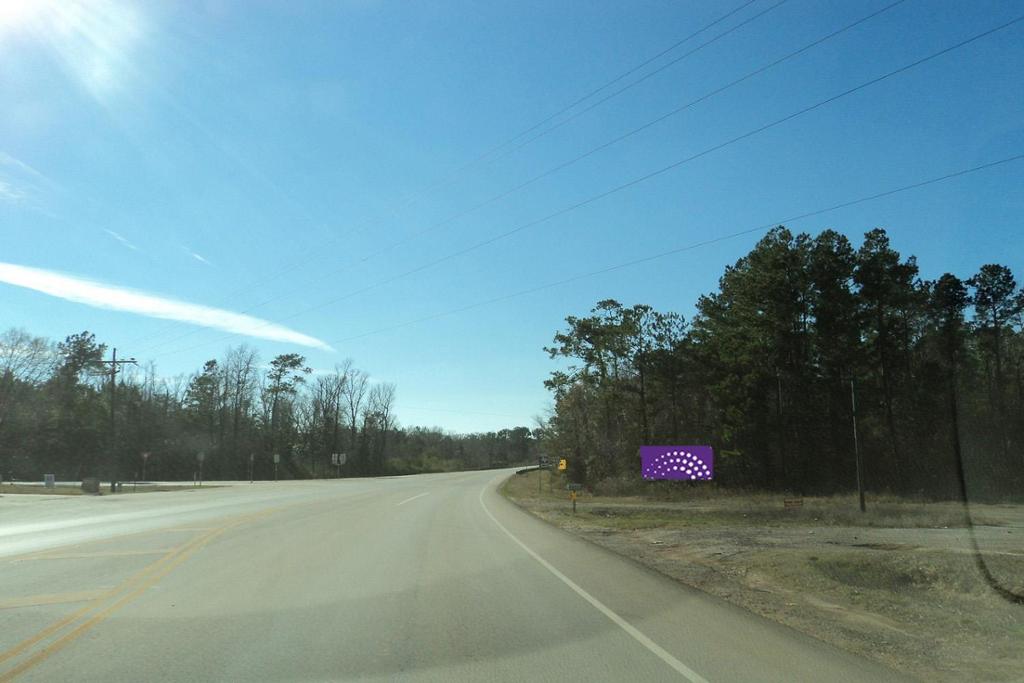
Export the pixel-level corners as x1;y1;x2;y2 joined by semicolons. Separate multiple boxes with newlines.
0;338;540;481
543;227;1023;500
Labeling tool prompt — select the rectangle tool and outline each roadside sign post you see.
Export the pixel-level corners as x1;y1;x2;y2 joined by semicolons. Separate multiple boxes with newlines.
567;483;584;509
141;452;150;481
538;455;553;493
44;474;55;489
566;483;583;514
197;451;205;487
331;452;346;478
273;453;280;481
249;453;254;483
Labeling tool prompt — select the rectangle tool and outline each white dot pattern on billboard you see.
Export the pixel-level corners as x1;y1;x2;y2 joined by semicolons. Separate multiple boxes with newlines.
640;446;714;481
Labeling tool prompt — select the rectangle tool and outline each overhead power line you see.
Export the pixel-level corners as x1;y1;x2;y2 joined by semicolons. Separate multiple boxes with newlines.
139;11;1024;358
397;0;769;202
156;150;1024;358
217;0;906;321
467;0;789;171
404;0;788;202
135;0;870;356
125;0;768;350
287;11;1024;310
322;153;1024;345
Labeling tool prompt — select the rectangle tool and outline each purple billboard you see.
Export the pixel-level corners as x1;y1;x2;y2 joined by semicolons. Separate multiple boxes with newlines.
640;446;714;481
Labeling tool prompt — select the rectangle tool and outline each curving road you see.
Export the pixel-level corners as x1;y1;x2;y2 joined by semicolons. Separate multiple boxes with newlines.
0;471;909;682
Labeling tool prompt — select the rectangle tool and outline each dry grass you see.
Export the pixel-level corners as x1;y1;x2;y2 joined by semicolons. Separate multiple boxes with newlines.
0;484;85;495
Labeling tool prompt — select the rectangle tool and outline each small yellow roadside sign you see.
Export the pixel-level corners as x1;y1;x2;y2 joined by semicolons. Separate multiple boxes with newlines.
558;458;567;472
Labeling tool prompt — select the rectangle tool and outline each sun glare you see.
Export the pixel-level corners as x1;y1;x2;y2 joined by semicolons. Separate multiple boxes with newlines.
0;0;45;35
0;0;144;104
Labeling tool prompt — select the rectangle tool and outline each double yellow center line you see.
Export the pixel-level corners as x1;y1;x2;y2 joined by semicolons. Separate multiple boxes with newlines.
0;509;274;681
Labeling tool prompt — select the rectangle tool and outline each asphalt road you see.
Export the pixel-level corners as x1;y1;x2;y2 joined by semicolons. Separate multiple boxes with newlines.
0;471;910;682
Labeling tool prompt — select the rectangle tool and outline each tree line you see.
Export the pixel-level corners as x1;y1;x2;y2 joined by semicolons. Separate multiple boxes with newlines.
542;227;1023;500
0;336;540;482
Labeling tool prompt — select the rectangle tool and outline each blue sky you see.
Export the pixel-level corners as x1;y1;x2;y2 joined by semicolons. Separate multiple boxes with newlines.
1;0;1022;433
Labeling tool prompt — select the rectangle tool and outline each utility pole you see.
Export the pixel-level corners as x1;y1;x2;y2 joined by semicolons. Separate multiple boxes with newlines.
850;378;866;513
95;348;137;484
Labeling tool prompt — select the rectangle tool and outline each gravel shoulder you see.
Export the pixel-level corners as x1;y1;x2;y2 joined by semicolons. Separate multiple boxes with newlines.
502;471;1024;682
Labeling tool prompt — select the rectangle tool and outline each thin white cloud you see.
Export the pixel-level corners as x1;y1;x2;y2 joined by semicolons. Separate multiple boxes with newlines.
0;262;333;351
181;247;211;265
0;179;27;202
0;152;53;205
103;228;138;251
0;152;50;183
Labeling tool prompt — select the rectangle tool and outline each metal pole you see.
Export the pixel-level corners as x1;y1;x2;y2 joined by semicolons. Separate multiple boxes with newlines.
851;379;866;513
249;453;254;483
110;347;117;483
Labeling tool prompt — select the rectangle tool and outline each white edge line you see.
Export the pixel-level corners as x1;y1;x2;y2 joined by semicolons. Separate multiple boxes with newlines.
478;479;710;683
396;492;430;506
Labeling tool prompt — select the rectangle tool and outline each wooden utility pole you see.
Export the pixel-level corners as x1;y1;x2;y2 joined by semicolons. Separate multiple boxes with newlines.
96;348;137;482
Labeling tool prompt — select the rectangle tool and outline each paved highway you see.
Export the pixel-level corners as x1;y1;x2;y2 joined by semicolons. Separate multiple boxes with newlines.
0;471;909;682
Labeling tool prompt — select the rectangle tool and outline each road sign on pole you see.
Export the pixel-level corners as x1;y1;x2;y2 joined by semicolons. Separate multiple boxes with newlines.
331;452;346;478
249;453;254;483
566;483;583;513
197;451;205;487
558;458;567;472
273;453;279;481
141;452;150;481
